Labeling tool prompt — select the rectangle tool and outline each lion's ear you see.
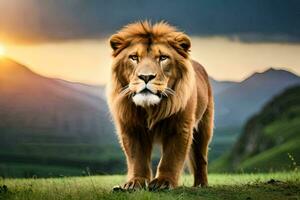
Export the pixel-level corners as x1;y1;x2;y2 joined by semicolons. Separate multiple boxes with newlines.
169;32;191;58
109;34;125;56
175;33;191;52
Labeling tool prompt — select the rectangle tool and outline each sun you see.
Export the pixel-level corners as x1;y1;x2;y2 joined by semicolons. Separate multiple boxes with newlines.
0;44;6;56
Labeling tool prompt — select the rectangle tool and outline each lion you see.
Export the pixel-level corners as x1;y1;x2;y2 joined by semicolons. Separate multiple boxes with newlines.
107;21;214;190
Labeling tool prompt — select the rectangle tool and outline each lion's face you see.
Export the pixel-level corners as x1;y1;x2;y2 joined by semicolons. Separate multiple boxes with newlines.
121;43;178;107
109;22;191;108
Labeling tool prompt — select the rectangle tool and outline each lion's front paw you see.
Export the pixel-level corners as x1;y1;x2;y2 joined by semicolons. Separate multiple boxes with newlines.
148;177;175;191
123;177;148;191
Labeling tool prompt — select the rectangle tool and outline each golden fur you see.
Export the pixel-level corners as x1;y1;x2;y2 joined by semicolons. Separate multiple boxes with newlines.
107;21;214;190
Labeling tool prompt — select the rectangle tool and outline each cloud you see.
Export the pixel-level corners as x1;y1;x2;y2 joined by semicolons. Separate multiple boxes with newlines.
0;0;299;44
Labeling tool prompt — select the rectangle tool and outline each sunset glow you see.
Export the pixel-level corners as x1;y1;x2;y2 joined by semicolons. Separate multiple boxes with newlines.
0;44;6;56
4;38;300;85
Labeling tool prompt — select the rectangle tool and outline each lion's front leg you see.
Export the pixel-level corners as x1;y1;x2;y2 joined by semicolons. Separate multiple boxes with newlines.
149;124;193;190
119;127;153;190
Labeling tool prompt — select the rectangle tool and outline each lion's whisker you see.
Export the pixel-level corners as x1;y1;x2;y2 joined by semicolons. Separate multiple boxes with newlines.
162;91;168;98
119;85;128;93
119;85;132;97
119;88;128;95
165;87;176;96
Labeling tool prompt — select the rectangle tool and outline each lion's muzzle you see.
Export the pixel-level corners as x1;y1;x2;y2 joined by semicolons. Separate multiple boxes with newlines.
132;83;162;107
131;72;162;107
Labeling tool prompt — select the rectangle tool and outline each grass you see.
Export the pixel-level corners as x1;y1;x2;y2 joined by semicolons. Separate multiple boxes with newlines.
0;172;299;200
240;139;300;171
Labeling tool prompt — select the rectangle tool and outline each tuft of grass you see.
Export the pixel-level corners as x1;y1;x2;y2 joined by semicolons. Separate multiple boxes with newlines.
0;172;299;200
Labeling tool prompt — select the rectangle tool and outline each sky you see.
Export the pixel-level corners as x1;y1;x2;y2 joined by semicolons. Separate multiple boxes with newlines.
0;0;299;85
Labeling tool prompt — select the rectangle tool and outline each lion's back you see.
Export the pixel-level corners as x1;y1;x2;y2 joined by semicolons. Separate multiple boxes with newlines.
191;60;213;121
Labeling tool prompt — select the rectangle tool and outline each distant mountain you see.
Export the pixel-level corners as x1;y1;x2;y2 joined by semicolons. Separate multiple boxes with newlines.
209;78;238;95
210;86;300;172
0;57;114;146
214;68;300;127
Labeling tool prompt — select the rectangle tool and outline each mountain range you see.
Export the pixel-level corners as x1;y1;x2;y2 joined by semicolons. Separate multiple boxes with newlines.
0;57;299;176
212;68;300;127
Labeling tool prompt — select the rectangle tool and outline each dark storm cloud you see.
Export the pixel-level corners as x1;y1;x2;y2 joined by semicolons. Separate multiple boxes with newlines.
0;0;299;43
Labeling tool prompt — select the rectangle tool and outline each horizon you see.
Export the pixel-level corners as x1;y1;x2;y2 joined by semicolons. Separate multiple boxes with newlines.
2;37;300;85
0;52;299;87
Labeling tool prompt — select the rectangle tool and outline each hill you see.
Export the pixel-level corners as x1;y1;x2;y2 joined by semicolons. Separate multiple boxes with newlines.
0;57;120;177
210;85;300;172
0;57;114;144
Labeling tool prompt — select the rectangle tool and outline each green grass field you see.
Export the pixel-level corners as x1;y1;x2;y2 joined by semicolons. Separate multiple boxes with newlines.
1;172;299;200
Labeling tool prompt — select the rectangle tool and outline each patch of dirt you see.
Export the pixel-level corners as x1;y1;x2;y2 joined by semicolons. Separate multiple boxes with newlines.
0;185;8;193
266;179;283;184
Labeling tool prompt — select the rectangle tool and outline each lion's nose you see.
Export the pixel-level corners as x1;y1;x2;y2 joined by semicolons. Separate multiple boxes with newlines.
138;74;156;83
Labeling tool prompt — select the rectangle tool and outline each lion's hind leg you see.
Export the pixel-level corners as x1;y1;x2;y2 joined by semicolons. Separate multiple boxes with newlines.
188;105;214;187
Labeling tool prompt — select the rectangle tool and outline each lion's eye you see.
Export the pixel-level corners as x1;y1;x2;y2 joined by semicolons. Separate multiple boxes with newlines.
129;55;139;62
159;55;168;62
